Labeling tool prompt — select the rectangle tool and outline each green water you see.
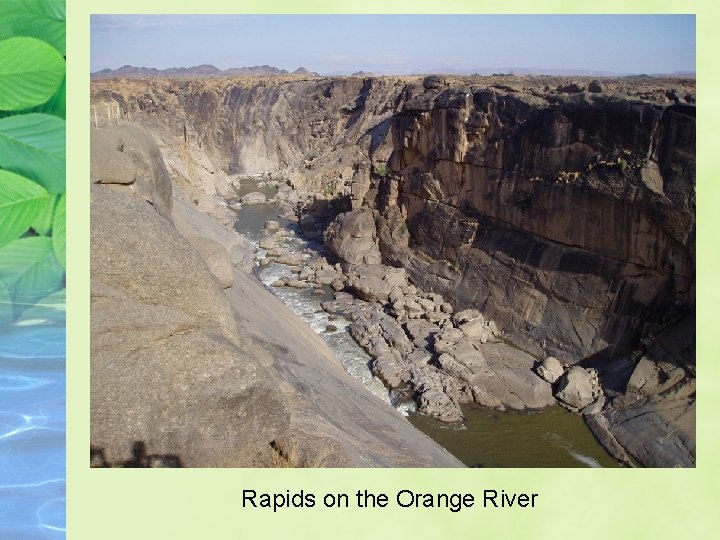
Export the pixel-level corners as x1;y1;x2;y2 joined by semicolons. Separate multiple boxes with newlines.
230;187;620;468
409;404;621;468
232;177;292;237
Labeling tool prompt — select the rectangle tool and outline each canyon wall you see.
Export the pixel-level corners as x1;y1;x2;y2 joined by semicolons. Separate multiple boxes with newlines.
90;122;463;467
91;75;695;364
379;85;695;362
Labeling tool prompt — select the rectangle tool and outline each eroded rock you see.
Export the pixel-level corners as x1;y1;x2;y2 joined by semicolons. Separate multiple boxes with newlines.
555;366;602;410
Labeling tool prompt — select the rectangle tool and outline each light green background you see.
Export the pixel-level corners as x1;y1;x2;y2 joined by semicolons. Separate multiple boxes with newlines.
69;1;717;538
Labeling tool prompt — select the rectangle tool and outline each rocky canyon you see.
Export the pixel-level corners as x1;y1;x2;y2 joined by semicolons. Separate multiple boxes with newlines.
90;72;695;467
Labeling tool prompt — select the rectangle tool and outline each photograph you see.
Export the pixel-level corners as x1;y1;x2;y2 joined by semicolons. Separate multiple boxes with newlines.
88;13;696;469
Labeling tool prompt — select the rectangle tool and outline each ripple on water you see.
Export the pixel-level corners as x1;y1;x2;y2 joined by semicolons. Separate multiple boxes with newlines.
408;404;620;468
0;300;65;537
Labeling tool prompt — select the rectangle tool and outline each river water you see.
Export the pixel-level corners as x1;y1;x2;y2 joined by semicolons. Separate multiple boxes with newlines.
232;178;619;468
0;290;66;537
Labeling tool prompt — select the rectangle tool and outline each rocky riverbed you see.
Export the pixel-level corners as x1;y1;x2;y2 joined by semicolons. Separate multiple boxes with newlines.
231;183;621;467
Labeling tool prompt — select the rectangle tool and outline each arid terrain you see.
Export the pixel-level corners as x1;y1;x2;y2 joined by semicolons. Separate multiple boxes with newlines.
90;73;695;467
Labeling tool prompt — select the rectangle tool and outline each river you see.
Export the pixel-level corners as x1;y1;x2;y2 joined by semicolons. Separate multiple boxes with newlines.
232;178;620;468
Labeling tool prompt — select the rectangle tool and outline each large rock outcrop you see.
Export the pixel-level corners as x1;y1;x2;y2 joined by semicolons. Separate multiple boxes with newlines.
90;124;463;467
586;313;695;467
324;209;382;265
380;87;695;363
91;77;404;198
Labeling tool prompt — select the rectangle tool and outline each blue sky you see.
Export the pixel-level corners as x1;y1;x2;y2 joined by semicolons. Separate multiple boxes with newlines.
91;15;695;75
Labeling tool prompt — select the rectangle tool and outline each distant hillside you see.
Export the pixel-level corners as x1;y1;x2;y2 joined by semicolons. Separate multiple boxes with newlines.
416;66;696;78
222;65;288;76
92;64;320;79
292;66;320;76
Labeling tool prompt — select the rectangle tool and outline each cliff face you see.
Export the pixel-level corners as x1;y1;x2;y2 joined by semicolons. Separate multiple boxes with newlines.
380;87;695;361
90;123;463;467
91;76;695;363
92;77;403;187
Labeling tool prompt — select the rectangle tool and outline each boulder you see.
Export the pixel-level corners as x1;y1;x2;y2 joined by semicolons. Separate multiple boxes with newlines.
626;356;686;396
372;356;403;388
314;271;339;285
588;80;604;93
452;308;481;325
241;192;267;205
555;366;602;410
259;237;276;250
418;389;463;422
331;280;345;292
437;327;465;343
439;341;555;410
298;266;314;281
91;123;173;217
346;264;407;303
404;319;441;350
324;209;382;265
537;356;564;384
275;252;304;266
458;318;495;343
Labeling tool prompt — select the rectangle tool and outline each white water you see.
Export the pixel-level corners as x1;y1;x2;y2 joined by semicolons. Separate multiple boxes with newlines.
244;213;414;415
543;432;603;468
233;196;616;467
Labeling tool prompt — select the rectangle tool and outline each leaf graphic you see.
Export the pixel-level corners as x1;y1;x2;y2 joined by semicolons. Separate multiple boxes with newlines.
0;37;65;111
0;0;66;54
0;170;50;248
0;113;65;193
35;75;65;118
0;236;64;319
32;193;59;236
52;193;66;269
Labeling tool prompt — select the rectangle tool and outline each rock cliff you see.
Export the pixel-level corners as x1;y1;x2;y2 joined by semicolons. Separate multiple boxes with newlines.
90;123;463;467
91;76;695;363
91;74;695;467
381;85;695;362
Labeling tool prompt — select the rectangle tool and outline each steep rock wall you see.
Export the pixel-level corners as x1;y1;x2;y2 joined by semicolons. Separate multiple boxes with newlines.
380;87;695;361
91;77;695;363
92;77;404;187
90;123;463;467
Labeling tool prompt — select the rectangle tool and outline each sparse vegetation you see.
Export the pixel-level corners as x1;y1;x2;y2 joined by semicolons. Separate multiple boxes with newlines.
373;162;388;177
304;150;318;161
323;179;337;196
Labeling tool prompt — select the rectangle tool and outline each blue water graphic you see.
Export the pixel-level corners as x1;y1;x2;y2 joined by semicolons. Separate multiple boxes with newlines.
0;295;66;538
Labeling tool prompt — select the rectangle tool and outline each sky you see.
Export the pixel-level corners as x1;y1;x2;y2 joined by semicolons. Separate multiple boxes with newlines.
91;15;696;75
